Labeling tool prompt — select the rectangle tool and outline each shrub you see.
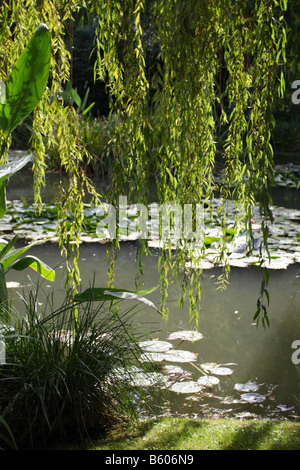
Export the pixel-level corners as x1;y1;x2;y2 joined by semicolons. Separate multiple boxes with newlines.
0;289;157;449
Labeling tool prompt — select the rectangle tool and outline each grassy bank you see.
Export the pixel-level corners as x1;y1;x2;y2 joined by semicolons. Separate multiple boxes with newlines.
75;417;300;451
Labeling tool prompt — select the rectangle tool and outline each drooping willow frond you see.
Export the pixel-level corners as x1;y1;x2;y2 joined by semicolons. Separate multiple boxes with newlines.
0;0;289;322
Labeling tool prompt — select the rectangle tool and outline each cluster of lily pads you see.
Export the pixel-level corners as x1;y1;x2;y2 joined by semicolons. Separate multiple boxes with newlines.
213;162;300;189
272;163;300;188
127;331;295;420
2;191;300;272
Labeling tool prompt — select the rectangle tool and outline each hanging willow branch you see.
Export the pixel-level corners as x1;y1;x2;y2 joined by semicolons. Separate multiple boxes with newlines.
92;0;288;321
0;0;289;322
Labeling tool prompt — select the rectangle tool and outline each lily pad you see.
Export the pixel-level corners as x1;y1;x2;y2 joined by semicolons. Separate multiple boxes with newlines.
163;349;198;363
276;404;294;412
167;330;204;342
197;375;220;387
201;362;219;372
162;365;192;379
234;381;259;393
139;340;173;352
130;371;168;388
169;381;203;394
241;392;266;403
140;352;166;362
210;366;234;376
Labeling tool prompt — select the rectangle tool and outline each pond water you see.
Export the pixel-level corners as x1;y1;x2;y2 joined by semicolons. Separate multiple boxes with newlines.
4;161;300;421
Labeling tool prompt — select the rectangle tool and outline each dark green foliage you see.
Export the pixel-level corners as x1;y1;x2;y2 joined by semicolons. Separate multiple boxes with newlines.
0;291;155;449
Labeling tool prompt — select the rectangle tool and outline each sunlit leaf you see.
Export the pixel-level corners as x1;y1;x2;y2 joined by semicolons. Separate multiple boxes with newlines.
140;352;165;362
141;349;197;363
210;366;234;376
9;255;55;281
169;381;203;394
163;349;197;363
139;340;173;352
197;375;220;387
241;392;266;403
167;330;204;342
201;362;219;372
0;24;51;134
234;381;259;393
75;286;161;312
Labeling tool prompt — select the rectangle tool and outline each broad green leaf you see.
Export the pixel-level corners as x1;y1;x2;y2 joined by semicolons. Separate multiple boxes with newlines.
1;238;42;269
0;235;18;262
9;255;55;281
75;286;160;311
0;24;51;134
75;285;158;301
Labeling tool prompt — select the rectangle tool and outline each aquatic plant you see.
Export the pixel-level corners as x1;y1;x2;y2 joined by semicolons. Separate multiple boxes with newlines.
0;288;160;449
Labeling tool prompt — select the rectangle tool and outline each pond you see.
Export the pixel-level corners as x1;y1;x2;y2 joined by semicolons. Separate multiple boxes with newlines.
3;158;300;422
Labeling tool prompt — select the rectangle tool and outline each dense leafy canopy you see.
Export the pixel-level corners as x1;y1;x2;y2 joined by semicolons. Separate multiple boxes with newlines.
0;0;292;323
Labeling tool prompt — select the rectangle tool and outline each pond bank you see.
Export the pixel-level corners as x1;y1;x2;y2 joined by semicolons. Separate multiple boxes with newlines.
64;416;300;450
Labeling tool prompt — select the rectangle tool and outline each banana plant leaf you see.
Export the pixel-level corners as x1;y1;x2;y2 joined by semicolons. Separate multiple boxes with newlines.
0;235;18;262
0;236;55;281
75;286;161;312
0;24;51;134
8;255;55;281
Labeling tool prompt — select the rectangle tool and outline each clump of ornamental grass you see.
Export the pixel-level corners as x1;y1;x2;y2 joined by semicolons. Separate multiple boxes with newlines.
0;289;158;449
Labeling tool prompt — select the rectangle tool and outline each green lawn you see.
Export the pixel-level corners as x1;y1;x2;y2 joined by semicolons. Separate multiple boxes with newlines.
81;417;300;451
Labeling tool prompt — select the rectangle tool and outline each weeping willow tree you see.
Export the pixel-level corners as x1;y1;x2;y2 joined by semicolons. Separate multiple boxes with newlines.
0;0;289;325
